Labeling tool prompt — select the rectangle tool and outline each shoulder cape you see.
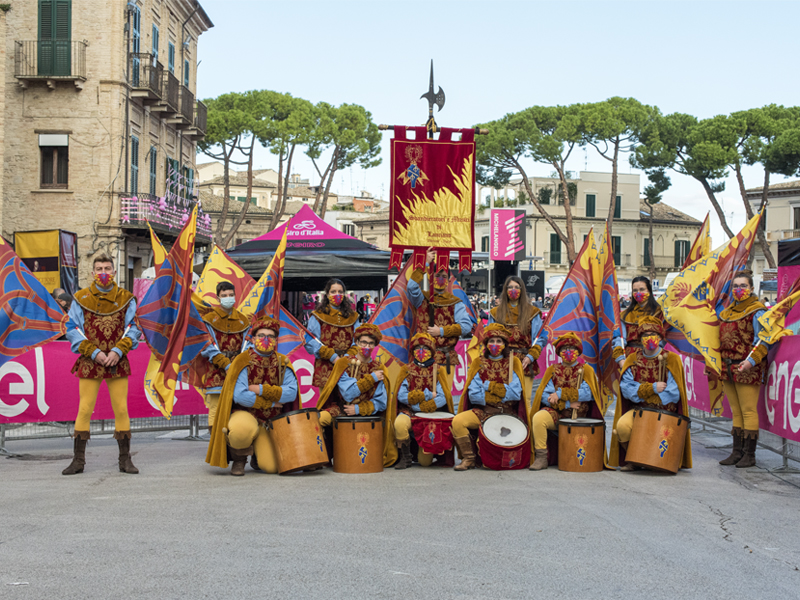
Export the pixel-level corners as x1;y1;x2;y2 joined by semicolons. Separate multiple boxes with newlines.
74;284;134;316
490;304;540;326
317;349;397;467
622;303;663;326
719;297;767;322
205;351;298;468
392;363;455;414
202;306;250;334
609;350;692;469
313;307;359;328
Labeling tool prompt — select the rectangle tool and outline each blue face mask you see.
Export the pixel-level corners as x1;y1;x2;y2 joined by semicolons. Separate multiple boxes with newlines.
220;297;236;310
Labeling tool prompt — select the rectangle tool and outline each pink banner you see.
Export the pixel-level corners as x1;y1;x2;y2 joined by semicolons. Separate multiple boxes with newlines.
0;342;205;424
489;209;526;262
760;336;800;443
777;265;800;301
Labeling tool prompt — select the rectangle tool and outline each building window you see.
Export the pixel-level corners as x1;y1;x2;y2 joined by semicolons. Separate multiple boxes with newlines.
183;59;190;87
643;238;651;267
166;156;180;200
342;224;355;236
586;194;596;218
612;235;621;266
152;25;159;61
550;233;561;264
39;133;69;189
149;146;157;196
614;195;621;219
481;236;489;252
168;42;175;73
794;206;800;231
761;208;767;232
229;196;256;206
675;240;690;268
130;135;139;197
38;0;72;77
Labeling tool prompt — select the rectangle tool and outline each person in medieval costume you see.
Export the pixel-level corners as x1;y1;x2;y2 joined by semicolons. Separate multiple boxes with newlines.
62;255;141;475
609;316;692;471
317;323;397;467
205;317;299;476
392;333;454;469
615;276;666;364
529;332;605;470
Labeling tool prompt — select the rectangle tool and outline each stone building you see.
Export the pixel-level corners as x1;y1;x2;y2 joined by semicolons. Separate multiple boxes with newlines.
1;1;212;288
745;179;800;280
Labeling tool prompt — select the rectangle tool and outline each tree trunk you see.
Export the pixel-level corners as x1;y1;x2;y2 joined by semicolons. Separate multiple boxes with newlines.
319;147;339;219
512;158;570;263
605;136;620;241
648;203;656;281
221;135;255;248
733;164;776;269
268;148;286;231
698;176;736;239
271;144;296;228
214;137;238;242
553;161;576;262
311;156;333;215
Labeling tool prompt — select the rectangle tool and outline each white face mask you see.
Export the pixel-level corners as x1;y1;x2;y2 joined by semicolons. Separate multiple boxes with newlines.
220;297;236;310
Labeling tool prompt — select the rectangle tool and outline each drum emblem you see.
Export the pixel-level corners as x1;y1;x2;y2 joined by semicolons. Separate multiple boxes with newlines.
426;423;440;444
574;433;588;466
501;450;521;469
357;432;369;464
659;425;672;457
576;447;586;466
315;425;324;452
659;439;669;457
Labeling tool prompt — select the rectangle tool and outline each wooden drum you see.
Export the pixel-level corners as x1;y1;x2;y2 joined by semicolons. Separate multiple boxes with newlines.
267;409;329;474
478;414;531;470
558;418;605;473
626;407;690;474
332;416;384;474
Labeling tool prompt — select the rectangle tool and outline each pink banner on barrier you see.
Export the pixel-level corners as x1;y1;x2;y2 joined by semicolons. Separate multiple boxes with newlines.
777;265;800;301
760;336;800;443
0;342;206;424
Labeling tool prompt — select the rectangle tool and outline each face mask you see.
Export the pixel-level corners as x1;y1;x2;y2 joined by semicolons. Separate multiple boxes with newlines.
733;287;750;301
633;291;649;304
507;288;521;301
328;293;344;307
434;273;448;289
643;336;660;353
560;348;578;363
253;336;275;355
360;346;373;360
94;272;114;288
487;342;504;357
413;347;432;363
220;297;236;310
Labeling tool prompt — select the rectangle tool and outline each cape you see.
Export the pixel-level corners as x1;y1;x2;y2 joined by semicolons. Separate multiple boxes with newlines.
719;296;766;322
202;305;250;334
74;283;134;316
317;349;397;467
608;350;692;469
531;362;607;467
313;307;359;328
205;351;298;468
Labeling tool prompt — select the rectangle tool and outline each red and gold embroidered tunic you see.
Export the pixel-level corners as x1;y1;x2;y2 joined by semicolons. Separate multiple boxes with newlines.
397;362;438;416
490;305;541;377
321;350;382;418
542;363;589;423
234;350;285;423
471;356;518;423
202;306;250;389
415;292;460;366
311;307;358;389
622;304;664;356
71;284;134;380
719;297;767;385
629;352;679;413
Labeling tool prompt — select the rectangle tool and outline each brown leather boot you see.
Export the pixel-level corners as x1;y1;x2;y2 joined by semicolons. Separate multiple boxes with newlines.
618;441;640;472
394;437;413;469
62;432;89;475
719;427;744;466
230;446;253;476
453;435;476;471
114;431;139;474
735;430;758;468
529;448;548;471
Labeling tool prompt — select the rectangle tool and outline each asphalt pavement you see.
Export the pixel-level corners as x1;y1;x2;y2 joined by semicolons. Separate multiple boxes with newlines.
2;424;799;600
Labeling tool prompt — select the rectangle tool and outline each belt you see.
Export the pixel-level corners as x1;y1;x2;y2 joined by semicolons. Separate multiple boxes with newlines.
723;358;735;380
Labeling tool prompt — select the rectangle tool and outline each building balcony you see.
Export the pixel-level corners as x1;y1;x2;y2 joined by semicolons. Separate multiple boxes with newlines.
185;100;207;141
14;40;87;90
129;53;163;102
643;254;683;269
765;229;800;242
120;193;212;245
152;71;180;114
166;86;194;128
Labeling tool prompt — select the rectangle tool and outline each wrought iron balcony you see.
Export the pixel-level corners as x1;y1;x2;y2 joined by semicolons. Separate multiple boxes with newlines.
129;53;163;101
120;193;212;244
153;71;179;114
167;85;194;127
185;100;207;141
14;40;87;89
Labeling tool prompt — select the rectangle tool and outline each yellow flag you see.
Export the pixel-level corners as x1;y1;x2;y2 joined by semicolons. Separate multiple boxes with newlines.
196;244;257;308
148;223;169;270
238;227;289;317
757;288;799;345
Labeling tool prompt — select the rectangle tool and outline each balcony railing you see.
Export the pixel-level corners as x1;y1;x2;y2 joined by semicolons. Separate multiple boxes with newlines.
14;40;87;89
179;85;194;122
120;193;212;243
129;53;162;100
644;254;683;269
159;71;179;113
194;100;207;134
544;251;563;266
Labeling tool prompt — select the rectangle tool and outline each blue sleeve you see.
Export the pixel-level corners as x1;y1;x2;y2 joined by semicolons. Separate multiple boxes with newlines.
111;300;140;357
233;368;257;407
65;301;88;355
433;381;447;410
488;312;496;325
398;379;410;406
542;378;557;406
620;367;642;404
201;322;222;361
577;379;593;404
355;381;387;414
278;367;298;405
454;302;472;337
337;371;365;403
613;327;625;363
303;315;324;359
748;311;772;366
407;278;424;309
468;374;486;406
527;313;543;362
502;370;522;404
534;325;549;351
656;370;681;406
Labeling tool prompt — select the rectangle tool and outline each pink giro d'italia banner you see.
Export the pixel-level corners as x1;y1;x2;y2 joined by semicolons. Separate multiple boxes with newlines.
489;209;526;262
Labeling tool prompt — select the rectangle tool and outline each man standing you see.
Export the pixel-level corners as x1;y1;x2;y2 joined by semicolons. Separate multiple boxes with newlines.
62;255;141;475
201;281;250;435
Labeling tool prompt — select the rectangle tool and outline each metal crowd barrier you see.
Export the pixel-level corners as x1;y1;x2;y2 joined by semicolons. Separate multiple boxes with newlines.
0;415;207;456
688;407;800;474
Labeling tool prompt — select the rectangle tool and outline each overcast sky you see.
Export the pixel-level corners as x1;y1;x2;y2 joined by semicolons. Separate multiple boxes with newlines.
196;0;800;247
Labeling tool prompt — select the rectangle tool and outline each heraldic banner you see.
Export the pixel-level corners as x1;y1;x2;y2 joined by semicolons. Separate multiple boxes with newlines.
389;126;476;272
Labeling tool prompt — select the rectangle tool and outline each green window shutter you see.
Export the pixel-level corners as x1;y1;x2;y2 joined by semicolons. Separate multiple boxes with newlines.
586;194;596;218
149;147;157;196
130;136;139;197
183;59;189;87
481;236;489;252
168;42;175;73
612;235;621;266
152;25;159;61
39;0;72;76
550;233;561;264
614;196;621;219
675;240;690;268
644;238;651;267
